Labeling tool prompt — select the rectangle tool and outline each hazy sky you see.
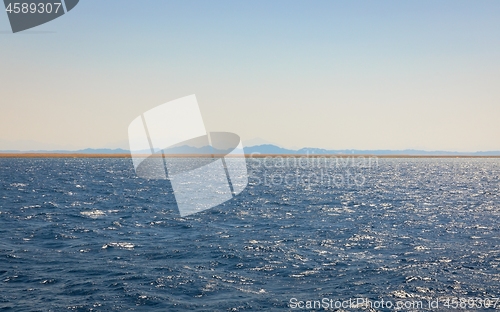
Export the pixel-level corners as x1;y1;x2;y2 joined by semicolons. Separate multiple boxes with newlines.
1;0;499;151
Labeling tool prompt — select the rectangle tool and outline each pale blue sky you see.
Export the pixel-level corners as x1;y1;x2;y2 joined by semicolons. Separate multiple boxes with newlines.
1;0;499;151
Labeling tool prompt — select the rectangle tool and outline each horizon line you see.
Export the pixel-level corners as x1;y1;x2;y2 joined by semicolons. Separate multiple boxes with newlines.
1;144;500;154
1;153;500;159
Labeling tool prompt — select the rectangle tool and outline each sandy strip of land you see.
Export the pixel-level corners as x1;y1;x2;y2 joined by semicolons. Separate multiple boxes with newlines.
0;153;499;158
0;153;133;158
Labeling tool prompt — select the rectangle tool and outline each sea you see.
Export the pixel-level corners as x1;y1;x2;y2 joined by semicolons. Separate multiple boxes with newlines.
1;157;500;311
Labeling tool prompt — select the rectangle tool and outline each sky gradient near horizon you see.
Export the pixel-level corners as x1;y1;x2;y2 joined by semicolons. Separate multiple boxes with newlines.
1;0;499;152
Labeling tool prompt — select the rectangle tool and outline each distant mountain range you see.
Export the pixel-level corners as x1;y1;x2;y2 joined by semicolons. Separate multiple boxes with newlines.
243;145;500;156
1;144;500;156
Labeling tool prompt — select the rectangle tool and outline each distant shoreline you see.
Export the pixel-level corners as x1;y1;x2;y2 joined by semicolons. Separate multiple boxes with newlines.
0;153;499;159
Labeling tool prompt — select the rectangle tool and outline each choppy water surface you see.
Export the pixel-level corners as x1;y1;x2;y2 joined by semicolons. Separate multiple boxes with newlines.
1;158;500;311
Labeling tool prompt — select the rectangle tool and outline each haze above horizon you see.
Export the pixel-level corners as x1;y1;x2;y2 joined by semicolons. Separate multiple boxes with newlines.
1;0;499;152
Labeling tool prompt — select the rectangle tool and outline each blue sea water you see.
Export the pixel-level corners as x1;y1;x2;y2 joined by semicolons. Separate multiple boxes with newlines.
1;158;500;311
